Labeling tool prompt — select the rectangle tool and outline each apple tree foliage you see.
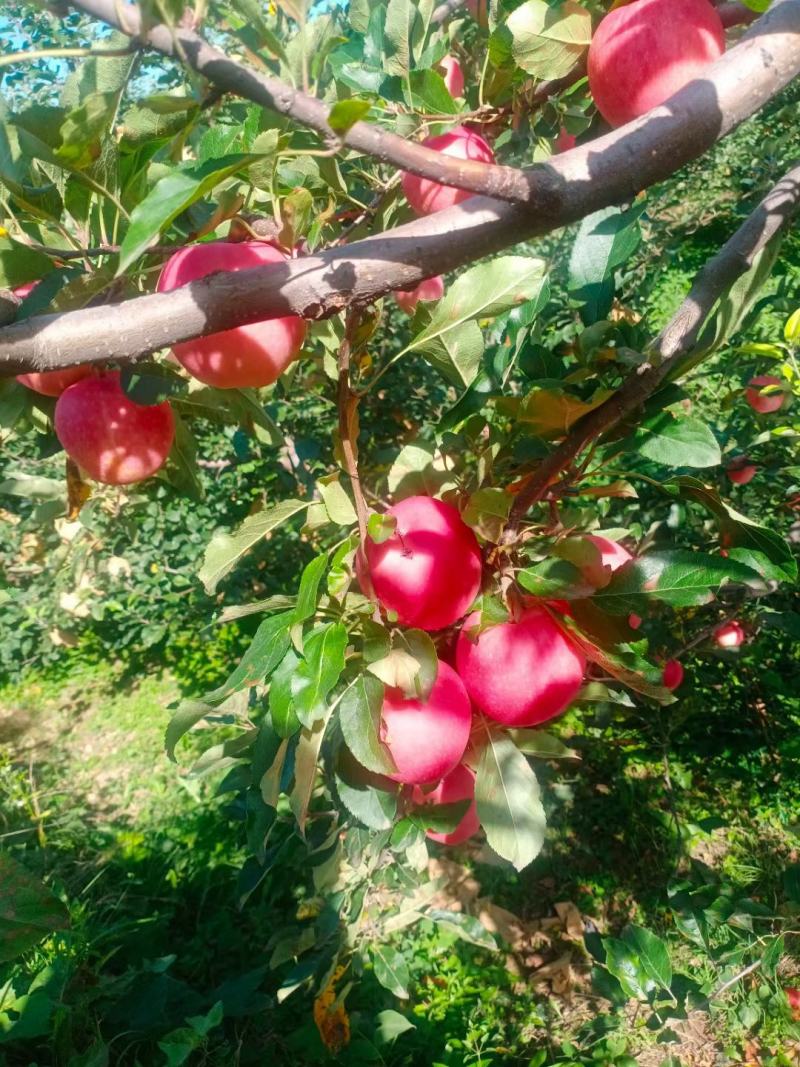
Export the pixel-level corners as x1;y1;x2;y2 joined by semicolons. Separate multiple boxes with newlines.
1;0;799;1043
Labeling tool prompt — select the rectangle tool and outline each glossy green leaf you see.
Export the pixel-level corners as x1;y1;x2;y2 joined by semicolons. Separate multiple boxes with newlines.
476;730;546;871
0;236;54;289
621;924;672;991
199;498;310;594
568;203;642;320
291;622;348;727
603;936;655;1001
592;550;763;614
374;1009;416;1046
339;674;396;775
499;0;591;79
509;729;579;759
269;650;302;738
165;699;214;761
410;318;485;389
292;554;329;625
631;413;721;468
328;99;371;134
518;558;595;600
334;770;397;830
318;478;358;526
404;69;456;112
204;611;293;704
289;717;328;835
117;153;260;274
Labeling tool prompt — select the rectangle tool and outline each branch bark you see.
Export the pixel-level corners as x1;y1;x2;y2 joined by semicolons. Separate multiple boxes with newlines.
503;161;800;538
2;0;800;376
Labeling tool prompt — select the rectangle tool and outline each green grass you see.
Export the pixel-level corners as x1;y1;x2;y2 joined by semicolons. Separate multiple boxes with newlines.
2;649;800;1066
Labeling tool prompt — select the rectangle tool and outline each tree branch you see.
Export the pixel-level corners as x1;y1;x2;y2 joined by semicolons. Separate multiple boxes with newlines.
2;1;799;376
432;0;468;24
67;0;530;204
503;161;800;538
337;311;370;546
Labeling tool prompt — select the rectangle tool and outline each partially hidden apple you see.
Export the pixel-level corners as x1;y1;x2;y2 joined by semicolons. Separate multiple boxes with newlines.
727;459;757;485
455;606;586;727
746;374;785;414
157;240;307;389
714;620;745;648
401;125;495;217
662;659;685;690
360;495;482;631
54;372;175;484
587;0;725;127
412;763;479;845
554;127;576;153
393;275;445;315
13;282;95;397
381;662;472;785
439;55;464;98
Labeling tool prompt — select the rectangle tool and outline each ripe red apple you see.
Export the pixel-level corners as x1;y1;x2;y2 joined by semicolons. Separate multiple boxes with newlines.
455;606;586;727
727;459;757;485
587;0;725;127
361;495;482;631
554;127;576;153
628;613;643;630
746;374;785;414
439;55;464;98
662;659;685;690
785;986;800;1018
12;282;95;397
54;372;175;484
412;763;479;845
381;662;472;785
401;126;495;217
156;240;307;389
586;534;632;573
393;275;445;315
714;620;745;648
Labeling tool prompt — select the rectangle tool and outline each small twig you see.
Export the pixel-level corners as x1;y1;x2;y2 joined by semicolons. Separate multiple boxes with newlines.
709;957;762;1000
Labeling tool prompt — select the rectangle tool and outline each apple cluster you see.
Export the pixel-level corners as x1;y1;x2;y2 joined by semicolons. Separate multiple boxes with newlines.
354;497;654;846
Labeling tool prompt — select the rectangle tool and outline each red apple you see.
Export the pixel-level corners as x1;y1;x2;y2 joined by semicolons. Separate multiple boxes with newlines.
455;606;586;727
727;460;757;485
361;495;482;631
13;282;95;397
401;126;495;217
412;763;479;845
393;275;445;315
628;613;643;630
746;374;785;414
585;534;632;573
784;987;800;1018
54;372;175;485
439;55;465;98
156;240;306;389
714;620;745;648
381;662;472;785
587;0;725;127
554;127;576;153
662;659;684;690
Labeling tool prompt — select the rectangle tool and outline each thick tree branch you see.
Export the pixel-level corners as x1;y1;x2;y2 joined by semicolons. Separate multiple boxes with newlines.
2;0;800;376
503;161;800;537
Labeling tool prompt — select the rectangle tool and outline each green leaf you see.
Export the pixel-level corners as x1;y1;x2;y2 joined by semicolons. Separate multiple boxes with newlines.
476;730;546;871
368;629;438;700
0;236;54;289
289;717;329;835
318;478;358;526
57;91;120;170
339;674;397;775
269;650;302;738
117;153;261;274
621;925;672;992
386;442;453;499
499;0;591;79
374;1009;416;1046
291;622;348;727
603;936;655;1001
0;118;62;220
411;319;485;389
509;729;579;759
592;550;764;614
165;699;214;761
0;472;64;501
370;944;410;998
383;0;430;76
407;256;548;386
223;0;289;60
279;186;314;248
334;770;397;830
462;487;512;543
328;99;371;134
517;558;595;600
428;910;498;950
568;203;642;319
404;69;456;113
199;499;310;594
293;553;329;625
0;854;69;963
367;512;398;543
631;413;721;469
670;477;797;584
204;611;293;704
